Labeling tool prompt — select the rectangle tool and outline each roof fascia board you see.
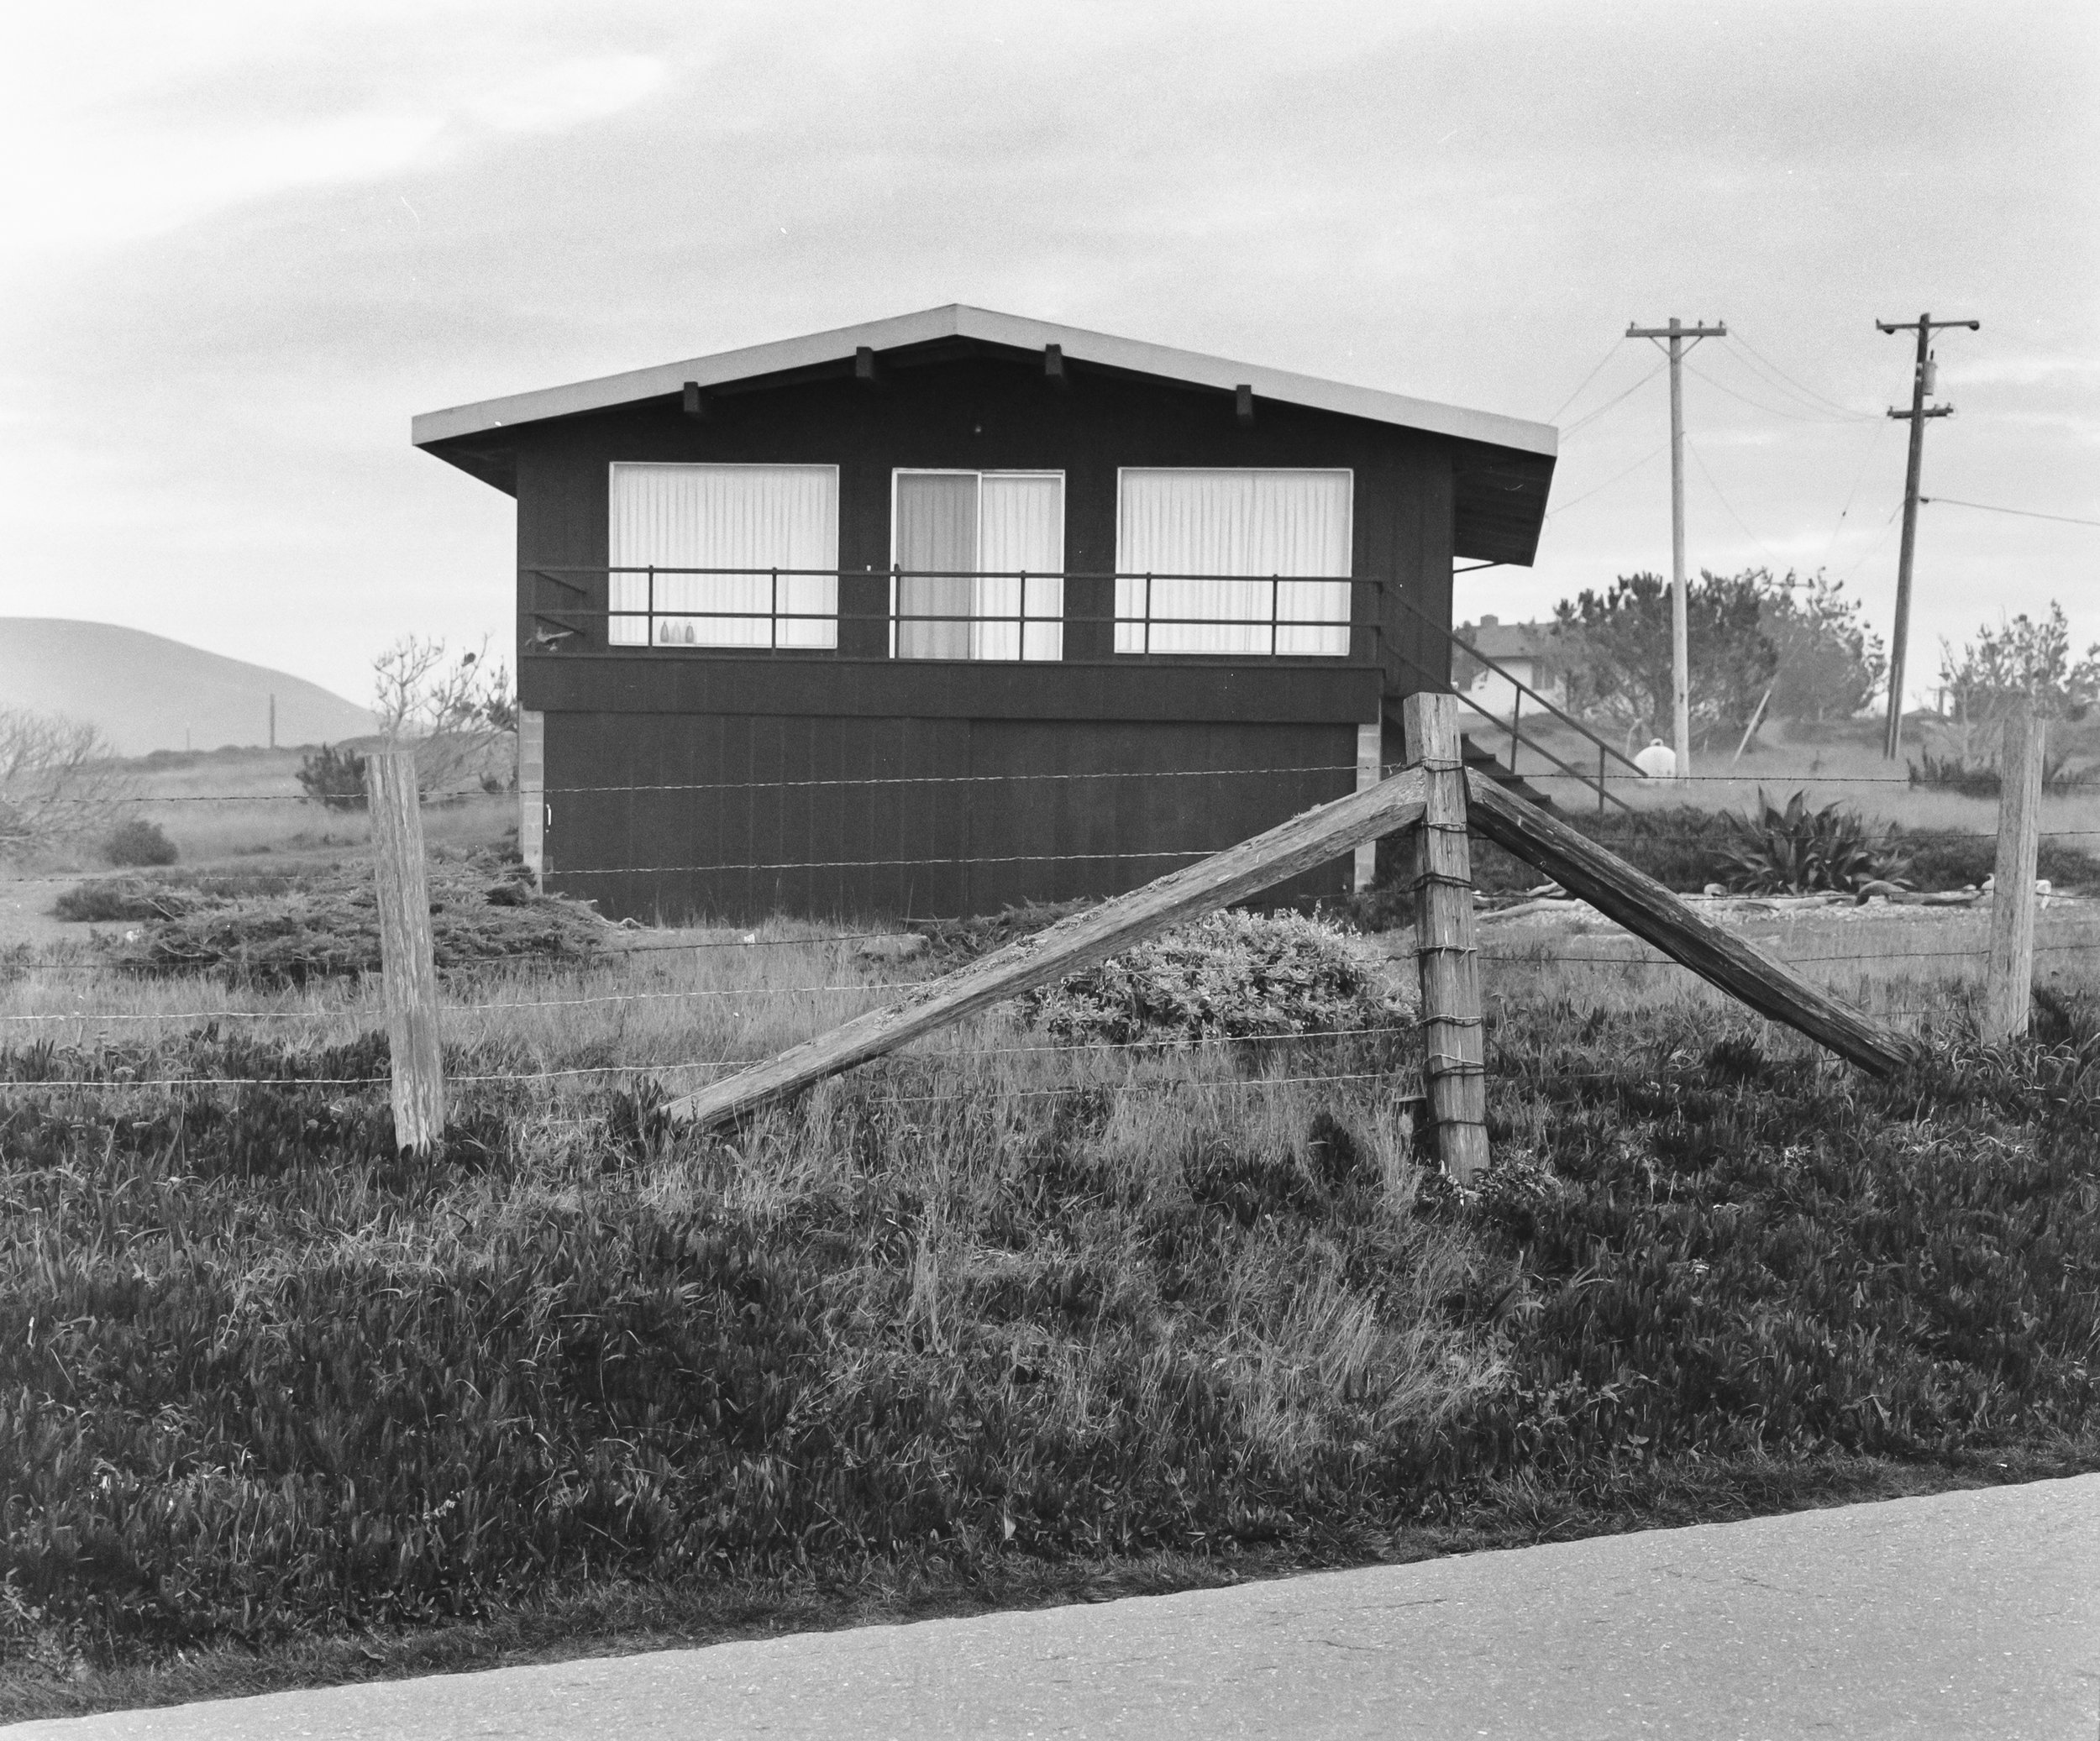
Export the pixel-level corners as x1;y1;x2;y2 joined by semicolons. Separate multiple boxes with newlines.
410;302;1556;459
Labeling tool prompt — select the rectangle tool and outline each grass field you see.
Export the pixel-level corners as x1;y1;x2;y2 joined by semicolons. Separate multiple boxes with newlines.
3;861;2099;1718
4;737;2099;1719
20;747;511;876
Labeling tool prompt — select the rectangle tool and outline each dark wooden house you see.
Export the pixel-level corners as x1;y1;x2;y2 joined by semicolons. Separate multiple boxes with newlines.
412;306;1556;921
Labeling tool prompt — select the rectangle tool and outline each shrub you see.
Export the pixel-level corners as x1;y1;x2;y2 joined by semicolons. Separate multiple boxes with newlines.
912;899;1094;962
51;878;194;924
1717;790;1908;894
98;818;178;868
1895;829;2100;894
1910;747;2094;797
296;743;368;811
1026;908;1411;1044
101;857;605;985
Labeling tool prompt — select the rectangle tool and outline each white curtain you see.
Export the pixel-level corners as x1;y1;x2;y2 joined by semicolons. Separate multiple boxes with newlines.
608;464;838;648
893;472;977;660
894;471;1063;661
976;473;1063;661
1115;469;1352;656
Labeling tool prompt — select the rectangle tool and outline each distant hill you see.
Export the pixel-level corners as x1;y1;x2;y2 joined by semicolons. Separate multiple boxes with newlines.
0;619;376;756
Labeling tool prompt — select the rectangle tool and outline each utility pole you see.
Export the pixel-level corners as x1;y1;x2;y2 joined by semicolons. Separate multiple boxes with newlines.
1626;317;1727;783
1877;312;1978;760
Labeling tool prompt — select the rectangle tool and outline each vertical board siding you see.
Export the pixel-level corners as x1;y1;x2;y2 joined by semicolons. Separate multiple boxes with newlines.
543;711;1356;922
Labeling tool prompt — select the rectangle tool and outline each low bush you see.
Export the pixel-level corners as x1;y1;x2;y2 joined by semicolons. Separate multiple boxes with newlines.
51;878;195;924
911;899;1093;962
100;820;178;868
1026;909;1410;1044
104;860;604;986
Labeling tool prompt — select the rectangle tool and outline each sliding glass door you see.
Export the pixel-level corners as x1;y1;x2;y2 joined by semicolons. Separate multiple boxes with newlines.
892;470;1064;660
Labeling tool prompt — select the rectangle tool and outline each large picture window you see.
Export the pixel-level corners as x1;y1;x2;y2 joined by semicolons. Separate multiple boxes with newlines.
1114;468;1352;656
608;463;839;648
892;470;1064;661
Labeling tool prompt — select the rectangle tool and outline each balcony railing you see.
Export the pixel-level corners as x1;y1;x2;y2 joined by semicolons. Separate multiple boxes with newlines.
522;567;1382;664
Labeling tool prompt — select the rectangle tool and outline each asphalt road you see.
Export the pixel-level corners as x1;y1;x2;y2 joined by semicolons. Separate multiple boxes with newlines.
17;1476;2097;1740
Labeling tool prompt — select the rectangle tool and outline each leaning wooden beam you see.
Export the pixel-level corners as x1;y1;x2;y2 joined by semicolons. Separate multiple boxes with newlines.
1464;772;1919;1078
664;767;1431;1130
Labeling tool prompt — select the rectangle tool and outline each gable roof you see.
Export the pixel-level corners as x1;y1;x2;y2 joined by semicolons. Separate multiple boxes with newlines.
412;303;1559;563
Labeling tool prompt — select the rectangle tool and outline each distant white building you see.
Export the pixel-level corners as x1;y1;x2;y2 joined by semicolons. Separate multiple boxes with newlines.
1454;616;1567;718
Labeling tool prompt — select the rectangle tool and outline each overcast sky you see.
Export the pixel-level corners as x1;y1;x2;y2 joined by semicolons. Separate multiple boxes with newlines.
3;0;2094;708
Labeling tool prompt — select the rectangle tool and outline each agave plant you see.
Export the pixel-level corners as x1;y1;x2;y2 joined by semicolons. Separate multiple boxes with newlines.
1718;789;1910;894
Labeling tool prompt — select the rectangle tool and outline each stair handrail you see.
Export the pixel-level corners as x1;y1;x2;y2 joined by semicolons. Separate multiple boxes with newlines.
1450;688;1633;815
1386;592;1647;779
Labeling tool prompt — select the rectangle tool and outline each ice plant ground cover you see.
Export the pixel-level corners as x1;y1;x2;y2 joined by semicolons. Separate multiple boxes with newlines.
1;904;2097;1721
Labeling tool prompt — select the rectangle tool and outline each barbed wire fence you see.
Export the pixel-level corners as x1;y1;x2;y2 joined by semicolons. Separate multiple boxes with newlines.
0;704;2088;1148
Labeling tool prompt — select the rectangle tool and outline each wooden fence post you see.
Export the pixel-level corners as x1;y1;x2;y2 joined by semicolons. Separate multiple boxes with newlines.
1984;697;2044;1042
1403;692;1489;1183
366;749;446;1155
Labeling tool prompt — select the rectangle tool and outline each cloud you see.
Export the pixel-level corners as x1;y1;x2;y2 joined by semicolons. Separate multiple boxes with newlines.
0;5;671;256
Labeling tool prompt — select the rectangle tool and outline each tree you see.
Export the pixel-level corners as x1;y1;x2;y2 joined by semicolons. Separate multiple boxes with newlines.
0;709;128;860
295;743;370;811
370;637;516;795
1551;569;1778;751
1928;602;2100;773
1937;602;2100;723
1761;571;1885;726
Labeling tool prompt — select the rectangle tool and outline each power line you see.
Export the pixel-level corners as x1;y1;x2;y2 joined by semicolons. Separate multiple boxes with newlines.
1819;418;1898;568
1683;359;1857;425
1545;444;1667;520
1685;438;1785;569
1726;329;1879;421
1921;496;2100;529
1545;339;1630;423
1562;361;1668;439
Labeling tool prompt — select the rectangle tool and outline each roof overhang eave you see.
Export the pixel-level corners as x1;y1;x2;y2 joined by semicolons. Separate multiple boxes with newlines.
408;304;1558;459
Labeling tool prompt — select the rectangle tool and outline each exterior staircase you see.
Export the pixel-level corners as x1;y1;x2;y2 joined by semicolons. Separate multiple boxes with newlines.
1459;733;1556;809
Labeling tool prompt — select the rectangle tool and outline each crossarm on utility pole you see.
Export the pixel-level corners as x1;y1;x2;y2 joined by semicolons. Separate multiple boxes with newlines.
664;767;1431;1132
